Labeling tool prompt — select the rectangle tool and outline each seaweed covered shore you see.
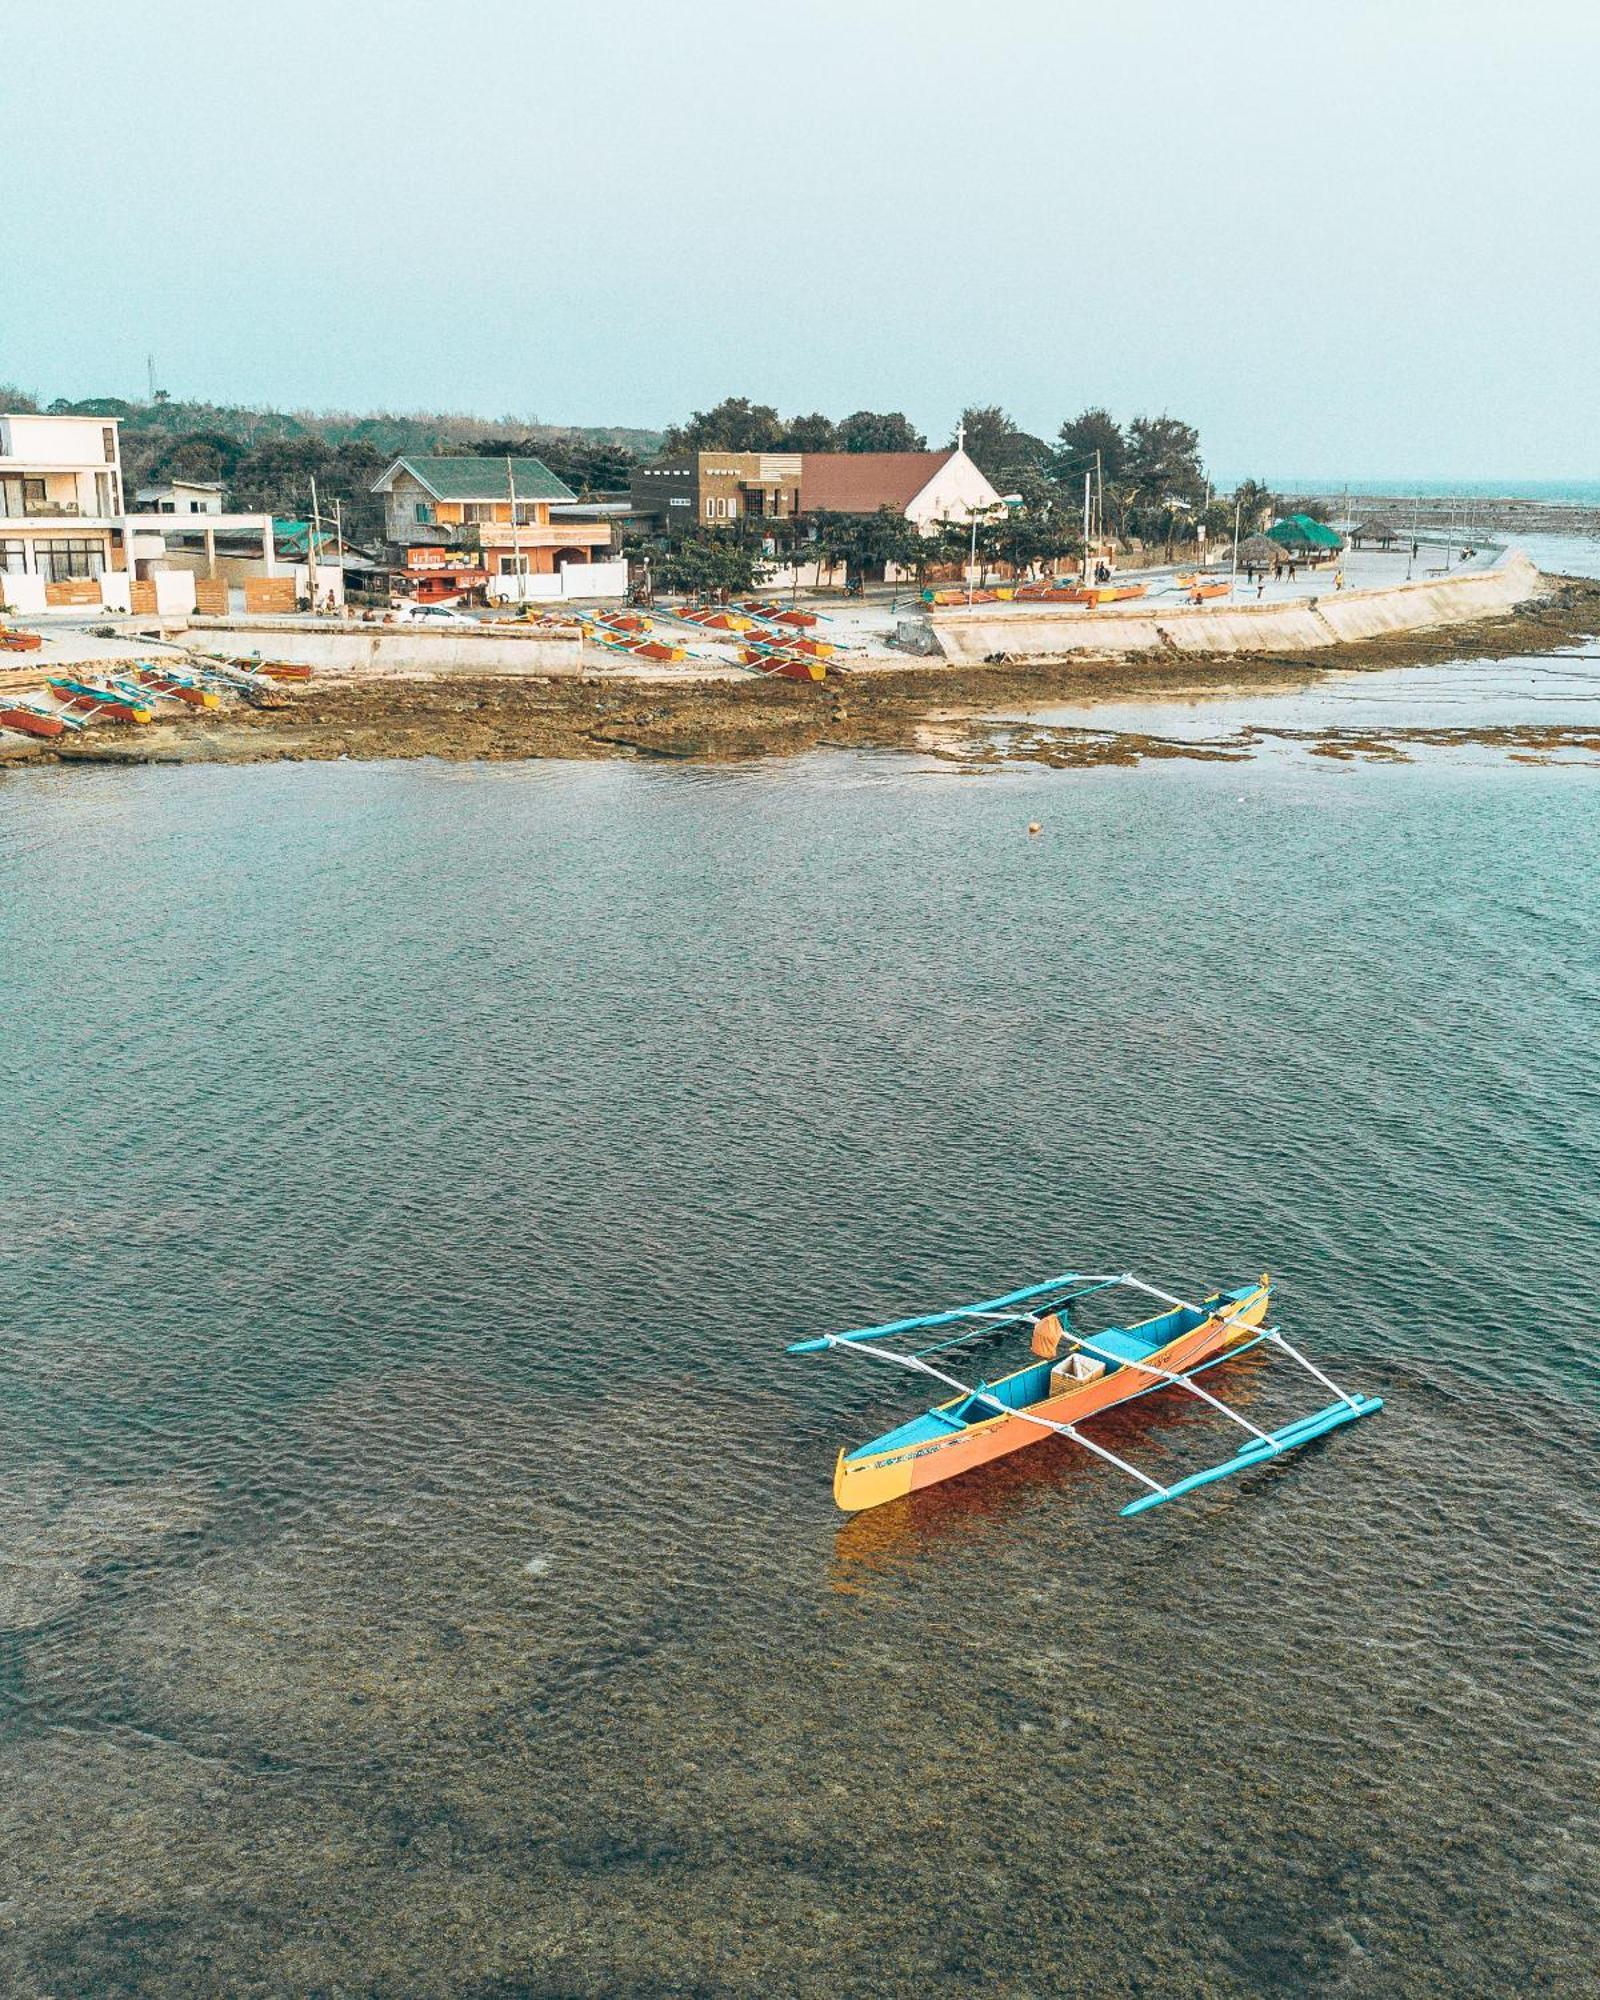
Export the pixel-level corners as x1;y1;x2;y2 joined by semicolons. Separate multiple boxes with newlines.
9;575;1600;774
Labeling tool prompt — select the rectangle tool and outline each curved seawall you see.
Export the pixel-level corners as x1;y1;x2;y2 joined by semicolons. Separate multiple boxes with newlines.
927;552;1549;662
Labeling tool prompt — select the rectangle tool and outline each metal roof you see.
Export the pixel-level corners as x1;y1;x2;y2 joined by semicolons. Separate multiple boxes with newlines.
1267;514;1345;551
371;456;577;503
798;450;961;514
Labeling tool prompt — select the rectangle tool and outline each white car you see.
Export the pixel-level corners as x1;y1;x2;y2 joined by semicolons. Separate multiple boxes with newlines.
389;600;479;627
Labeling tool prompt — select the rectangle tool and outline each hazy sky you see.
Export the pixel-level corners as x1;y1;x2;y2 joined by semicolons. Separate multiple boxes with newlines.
8;0;1598;478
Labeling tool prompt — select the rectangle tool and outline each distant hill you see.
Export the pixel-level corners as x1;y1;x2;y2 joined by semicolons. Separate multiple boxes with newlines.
37;394;662;461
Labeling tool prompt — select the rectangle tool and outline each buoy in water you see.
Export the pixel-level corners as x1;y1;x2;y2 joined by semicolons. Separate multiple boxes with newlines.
1027;821;1042;836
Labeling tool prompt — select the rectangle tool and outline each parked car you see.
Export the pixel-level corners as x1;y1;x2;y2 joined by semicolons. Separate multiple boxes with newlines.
388;599;479;627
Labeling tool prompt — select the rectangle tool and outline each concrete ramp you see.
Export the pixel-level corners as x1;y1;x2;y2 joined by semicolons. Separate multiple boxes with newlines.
928;553;1549;663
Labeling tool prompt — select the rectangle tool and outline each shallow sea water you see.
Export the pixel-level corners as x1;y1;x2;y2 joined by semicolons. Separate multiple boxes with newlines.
1;729;1597;1995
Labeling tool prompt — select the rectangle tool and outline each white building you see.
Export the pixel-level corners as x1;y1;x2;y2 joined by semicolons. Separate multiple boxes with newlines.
134;477;225;515
0;412;125;586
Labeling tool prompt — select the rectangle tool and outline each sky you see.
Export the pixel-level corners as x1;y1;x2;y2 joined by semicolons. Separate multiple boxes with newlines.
6;0;1599;480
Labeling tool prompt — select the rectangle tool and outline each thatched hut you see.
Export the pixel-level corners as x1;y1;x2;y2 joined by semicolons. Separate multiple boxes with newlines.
1236;532;1286;579
1350;517;1404;549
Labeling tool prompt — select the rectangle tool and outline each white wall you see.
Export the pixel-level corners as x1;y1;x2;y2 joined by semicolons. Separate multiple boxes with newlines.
1;414;117;467
487;572;563;602
486;562;627;602
100;572;133;612
0;573;46;612
291;562;346;606
154;570;197;616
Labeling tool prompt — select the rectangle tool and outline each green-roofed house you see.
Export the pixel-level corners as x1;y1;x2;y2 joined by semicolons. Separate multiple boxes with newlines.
1266;513;1346;557
370;454;610;581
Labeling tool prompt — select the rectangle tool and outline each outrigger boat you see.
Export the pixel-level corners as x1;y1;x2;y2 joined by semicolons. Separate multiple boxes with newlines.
124;664;221;709
0;700;83;739
789;1269;1382;1518
46;677;153;724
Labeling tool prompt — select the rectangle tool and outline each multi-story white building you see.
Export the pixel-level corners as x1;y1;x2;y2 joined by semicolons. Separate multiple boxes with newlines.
0;412;125;585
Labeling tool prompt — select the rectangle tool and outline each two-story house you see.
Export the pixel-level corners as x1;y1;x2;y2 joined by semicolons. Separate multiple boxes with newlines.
630;451;803;539
0;412;125;586
369;456;611;581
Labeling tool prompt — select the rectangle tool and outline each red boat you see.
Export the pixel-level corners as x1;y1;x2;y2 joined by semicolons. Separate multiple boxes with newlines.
0;628;43;652
0;705;67;738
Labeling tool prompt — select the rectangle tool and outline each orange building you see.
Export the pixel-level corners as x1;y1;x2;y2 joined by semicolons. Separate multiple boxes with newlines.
370;455;610;580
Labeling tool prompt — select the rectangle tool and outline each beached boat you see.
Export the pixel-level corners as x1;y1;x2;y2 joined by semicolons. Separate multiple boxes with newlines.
0;628;43;652
46;678;153;724
739;643;826;682
0;702;80;739
790;1269;1382;1517
126;666;221;709
258;662;314;682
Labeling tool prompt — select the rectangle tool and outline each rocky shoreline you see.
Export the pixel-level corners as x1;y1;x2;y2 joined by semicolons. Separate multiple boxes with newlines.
7;575;1599;776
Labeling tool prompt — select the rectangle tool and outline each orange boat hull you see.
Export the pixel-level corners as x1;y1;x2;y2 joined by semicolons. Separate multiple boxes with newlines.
833;1284;1270;1511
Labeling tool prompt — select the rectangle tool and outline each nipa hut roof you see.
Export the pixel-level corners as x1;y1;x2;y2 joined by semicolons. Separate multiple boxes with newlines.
1351;517;1403;541
1236;533;1285;566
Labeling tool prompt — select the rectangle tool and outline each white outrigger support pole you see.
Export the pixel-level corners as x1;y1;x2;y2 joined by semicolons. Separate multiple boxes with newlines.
1119;1274;1362;1414
1060;1328;1281;1447
816;1333;1170;1500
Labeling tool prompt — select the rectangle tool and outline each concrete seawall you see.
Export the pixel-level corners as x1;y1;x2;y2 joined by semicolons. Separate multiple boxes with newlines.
927;553;1549;663
175;616;584;677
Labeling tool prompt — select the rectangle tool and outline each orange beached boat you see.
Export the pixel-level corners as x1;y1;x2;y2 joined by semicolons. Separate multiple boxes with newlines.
790;1268;1381;1519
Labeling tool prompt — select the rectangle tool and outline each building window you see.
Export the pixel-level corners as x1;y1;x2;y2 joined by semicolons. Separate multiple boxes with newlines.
188;500;203;513
102;427;116;463
33;537;105;581
160;501;175;513
414;503;434;524
462;502;497;523
0;541;26;573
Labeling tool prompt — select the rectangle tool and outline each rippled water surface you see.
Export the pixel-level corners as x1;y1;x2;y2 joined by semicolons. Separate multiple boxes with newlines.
2;747;1597;1996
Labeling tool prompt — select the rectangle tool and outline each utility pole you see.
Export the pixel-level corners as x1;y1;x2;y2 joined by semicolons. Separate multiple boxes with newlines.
146;354;156;401
1082;473;1092;581
507;454;523;607
334;496;344;614
1095;448;1104;545
1231;497;1241;591
309;474;322;611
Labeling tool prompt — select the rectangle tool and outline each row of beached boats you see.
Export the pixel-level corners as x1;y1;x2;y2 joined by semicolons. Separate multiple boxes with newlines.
0;657;305;740
580;601;844;683
925;573;1238;610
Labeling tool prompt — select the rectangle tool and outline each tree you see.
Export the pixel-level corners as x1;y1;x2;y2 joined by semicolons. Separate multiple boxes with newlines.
838;409;926;453
471;433;636;495
654;530;772;601
661;397;784;454
992;497;1082;581
1124;414;1206;511
1229;479;1278;534
1283;494;1333;523
1053;407;1127;494
951;405;1052;491
778;411;840;452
